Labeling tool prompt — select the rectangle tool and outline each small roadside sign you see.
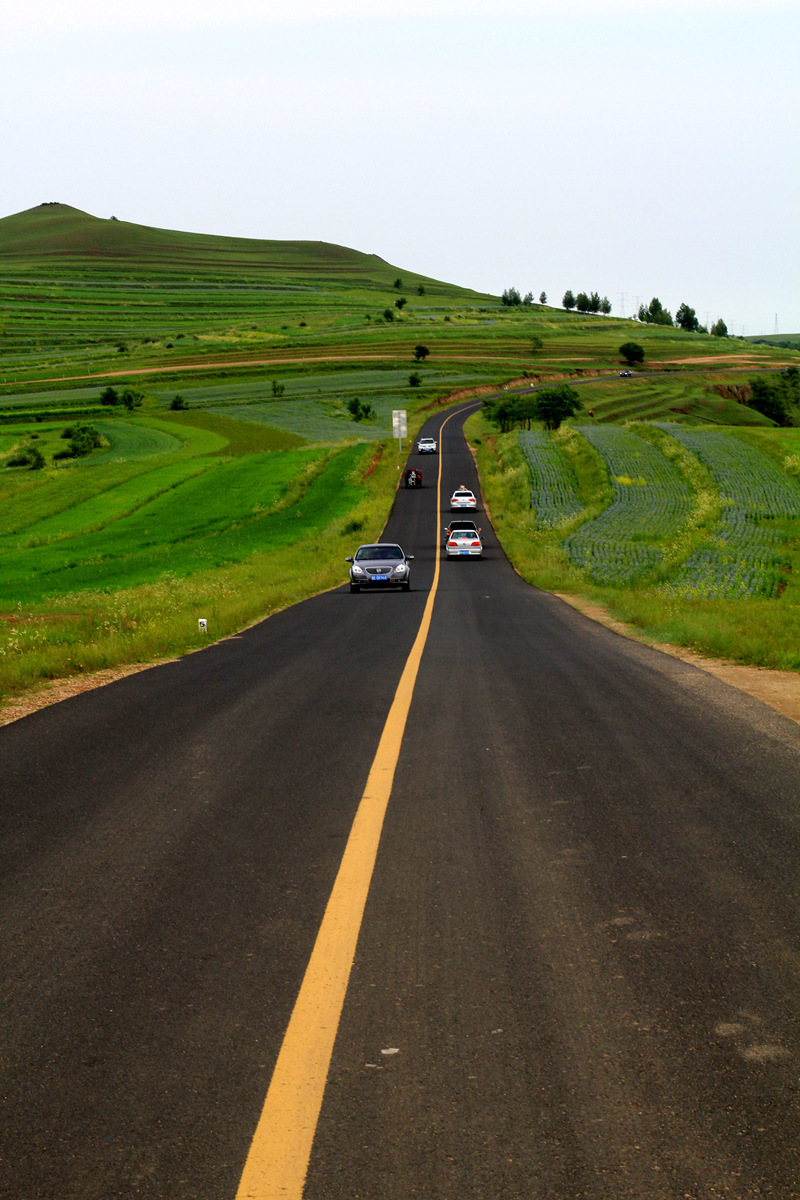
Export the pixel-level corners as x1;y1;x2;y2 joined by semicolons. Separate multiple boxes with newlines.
392;409;407;454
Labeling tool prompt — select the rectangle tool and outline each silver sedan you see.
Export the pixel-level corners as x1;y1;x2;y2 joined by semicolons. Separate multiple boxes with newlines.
346;543;414;592
446;529;483;558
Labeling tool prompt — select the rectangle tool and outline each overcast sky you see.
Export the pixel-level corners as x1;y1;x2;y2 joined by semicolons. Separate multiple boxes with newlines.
3;0;798;335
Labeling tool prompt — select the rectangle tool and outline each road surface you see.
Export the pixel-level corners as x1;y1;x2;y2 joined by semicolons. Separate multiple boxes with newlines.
2;404;800;1199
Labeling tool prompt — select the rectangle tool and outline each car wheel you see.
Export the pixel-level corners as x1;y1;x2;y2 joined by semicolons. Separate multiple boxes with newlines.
350;583;360;593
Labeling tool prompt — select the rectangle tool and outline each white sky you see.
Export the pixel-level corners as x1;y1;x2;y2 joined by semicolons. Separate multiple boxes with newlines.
3;0;798;334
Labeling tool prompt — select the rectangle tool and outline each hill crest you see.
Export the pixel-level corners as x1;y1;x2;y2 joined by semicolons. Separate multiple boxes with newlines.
0;203;439;288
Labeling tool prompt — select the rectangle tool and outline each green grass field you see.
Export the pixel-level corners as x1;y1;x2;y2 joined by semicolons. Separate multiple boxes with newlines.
1;202;799;705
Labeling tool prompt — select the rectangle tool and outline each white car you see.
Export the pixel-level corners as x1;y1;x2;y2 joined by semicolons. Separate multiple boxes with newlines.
417;436;438;453
446;529;483;558
449;487;477;511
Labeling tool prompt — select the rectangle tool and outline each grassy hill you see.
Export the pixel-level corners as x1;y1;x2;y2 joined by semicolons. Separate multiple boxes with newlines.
0;203;431;281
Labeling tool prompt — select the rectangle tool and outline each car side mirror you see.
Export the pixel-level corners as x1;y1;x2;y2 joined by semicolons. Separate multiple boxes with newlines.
345;557;353;563
406;555;415;561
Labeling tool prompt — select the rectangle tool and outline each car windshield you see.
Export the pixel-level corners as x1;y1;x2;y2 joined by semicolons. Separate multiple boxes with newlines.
355;545;404;561
453;491;473;498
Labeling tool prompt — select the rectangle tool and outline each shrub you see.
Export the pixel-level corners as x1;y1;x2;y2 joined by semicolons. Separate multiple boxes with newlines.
170;394;188;410
409;372;421;387
100;386;120;406
619;341;645;365
347;398;375;422
414;344;430;362
121;388;143;411
7;446;45;469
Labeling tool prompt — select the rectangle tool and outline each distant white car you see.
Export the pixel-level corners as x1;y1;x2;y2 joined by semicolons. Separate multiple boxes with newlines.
446;529;483;558
417;436;438;453
449;487;477;511
620;369;633;377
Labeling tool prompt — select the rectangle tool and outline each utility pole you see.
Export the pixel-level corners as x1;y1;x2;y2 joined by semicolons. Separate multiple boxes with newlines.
618;292;626;318
775;314;779;335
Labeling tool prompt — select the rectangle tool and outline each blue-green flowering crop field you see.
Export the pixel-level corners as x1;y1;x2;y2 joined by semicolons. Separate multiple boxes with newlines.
653;425;800;599
561;426;692;585
518;423;800;598
518;429;583;527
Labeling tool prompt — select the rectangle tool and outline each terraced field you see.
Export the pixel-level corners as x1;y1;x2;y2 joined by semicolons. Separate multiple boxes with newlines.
518;429;583;527
654;425;800;598
562;426;692;585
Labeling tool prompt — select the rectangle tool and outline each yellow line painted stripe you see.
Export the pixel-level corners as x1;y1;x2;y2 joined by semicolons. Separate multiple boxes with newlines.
235;407;469;1200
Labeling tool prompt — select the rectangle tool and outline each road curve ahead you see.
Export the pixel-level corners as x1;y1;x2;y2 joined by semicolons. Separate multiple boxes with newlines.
2;405;800;1199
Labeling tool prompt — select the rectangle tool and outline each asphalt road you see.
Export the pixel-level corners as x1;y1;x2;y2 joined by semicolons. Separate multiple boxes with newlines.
2;404;800;1199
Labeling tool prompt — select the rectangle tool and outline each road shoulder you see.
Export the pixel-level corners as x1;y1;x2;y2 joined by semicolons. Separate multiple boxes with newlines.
555;593;800;726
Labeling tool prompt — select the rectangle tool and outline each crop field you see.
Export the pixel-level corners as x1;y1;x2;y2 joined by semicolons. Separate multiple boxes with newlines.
562;427;692;585
654;425;800;599
518;430;583;527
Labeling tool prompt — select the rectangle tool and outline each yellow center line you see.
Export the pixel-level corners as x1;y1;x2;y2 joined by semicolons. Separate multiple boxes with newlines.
235;406;472;1200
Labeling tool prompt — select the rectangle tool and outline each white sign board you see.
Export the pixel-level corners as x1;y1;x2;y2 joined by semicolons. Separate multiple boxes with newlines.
392;409;407;438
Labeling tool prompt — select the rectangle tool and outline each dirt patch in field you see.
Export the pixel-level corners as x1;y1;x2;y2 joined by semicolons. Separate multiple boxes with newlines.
663;355;792;366
556;594;800;725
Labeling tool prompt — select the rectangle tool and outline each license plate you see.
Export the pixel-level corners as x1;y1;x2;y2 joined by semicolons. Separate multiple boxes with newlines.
459;550;470;555
372;574;388;581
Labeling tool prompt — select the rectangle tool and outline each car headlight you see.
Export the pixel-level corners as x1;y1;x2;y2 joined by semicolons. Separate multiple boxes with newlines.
393;564;407;574
352;565;365;575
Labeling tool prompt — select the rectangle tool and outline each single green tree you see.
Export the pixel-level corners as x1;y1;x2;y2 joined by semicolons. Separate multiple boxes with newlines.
562;289;576;311
408;372;421;387
522;291;533;305
600;296;612;315
619;341;645;365
414;344;430;362
383;308;394;322
589;291;601;314
170;394;188;410
531;384;583;431
395;297;407;310
575;292;591;312
539;291;547;305
100;386;120;406
711;318;728;337
676;303;701;332
530;335;544;354
394;278;403;289
417;285;425;295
